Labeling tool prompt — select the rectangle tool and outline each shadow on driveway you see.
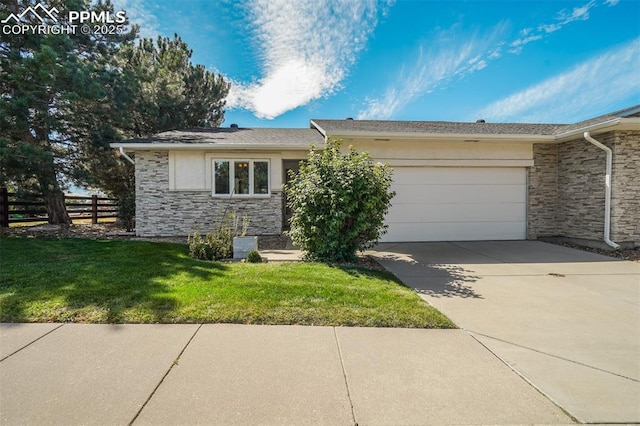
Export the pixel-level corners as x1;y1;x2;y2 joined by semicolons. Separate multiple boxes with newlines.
371;239;630;300
371;244;482;299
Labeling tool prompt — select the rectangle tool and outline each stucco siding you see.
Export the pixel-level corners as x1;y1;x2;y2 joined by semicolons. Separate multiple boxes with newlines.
350;139;533;164
136;151;282;237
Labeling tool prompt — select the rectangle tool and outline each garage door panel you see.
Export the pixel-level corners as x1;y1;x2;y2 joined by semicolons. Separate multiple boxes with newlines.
391;184;526;204
383;167;526;242
391;167;526;185
387;202;525;223
383;222;526;242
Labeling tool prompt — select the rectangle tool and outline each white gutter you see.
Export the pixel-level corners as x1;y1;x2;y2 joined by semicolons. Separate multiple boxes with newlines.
310;120;327;138
110;143;316;151
583;132;620;250
554;117;621;141
118;147;135;165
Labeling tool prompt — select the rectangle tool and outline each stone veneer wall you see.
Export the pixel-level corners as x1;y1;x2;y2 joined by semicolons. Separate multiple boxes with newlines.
528;144;559;239
609;131;640;242
529;131;639;244
135;151;283;237
556;136;607;240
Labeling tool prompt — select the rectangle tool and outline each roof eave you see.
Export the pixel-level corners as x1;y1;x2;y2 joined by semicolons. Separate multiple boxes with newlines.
553;117;624;142
109;143;318;150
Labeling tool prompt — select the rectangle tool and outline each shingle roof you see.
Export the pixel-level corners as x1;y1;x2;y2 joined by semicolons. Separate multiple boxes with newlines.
312;104;640;137
559;104;640;134
311;119;564;135
122;127;324;146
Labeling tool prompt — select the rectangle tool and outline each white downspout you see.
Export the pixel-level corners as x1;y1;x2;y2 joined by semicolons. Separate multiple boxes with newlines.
583;132;620;250
118;147;135;165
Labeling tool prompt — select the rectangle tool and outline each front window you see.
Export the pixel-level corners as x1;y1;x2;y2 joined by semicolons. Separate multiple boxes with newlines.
214;161;230;195
213;160;270;196
253;161;269;194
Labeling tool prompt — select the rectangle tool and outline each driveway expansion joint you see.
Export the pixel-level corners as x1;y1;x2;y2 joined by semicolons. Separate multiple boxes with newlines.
0;323;65;363
450;242;508;264
468;330;640;383
128;323;203;426
332;327;358;426
464;330;582;423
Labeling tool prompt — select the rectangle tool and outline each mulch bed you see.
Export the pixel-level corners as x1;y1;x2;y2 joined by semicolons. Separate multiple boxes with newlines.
0;223;283;248
1;223;133;240
545;240;640;262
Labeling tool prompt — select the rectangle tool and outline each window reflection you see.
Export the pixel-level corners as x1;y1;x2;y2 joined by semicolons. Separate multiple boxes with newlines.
254;161;268;194
214;161;230;194
234;161;249;194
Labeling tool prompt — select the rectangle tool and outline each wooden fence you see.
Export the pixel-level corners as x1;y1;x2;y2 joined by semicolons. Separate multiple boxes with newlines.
0;188;118;227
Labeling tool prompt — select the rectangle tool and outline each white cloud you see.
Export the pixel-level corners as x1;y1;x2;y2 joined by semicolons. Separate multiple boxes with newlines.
605;0;619;6
556;0;596;23
358;23;508;120
111;0;159;39
477;38;640;122
508;34;543;54
226;0;391;119
509;0;597;53
539;23;561;34
487;46;504;60
470;59;488;72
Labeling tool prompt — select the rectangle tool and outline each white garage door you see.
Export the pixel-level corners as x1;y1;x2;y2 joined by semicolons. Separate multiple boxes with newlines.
382;167;526;242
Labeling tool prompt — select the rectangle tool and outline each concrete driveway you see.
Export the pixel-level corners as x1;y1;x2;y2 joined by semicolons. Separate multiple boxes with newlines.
372;240;640;424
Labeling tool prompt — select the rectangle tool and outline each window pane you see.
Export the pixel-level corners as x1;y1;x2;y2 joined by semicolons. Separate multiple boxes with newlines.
214;161;230;194
253;161;269;194
234;161;249;194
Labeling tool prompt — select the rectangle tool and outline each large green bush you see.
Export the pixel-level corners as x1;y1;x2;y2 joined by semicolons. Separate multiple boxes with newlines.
285;139;395;262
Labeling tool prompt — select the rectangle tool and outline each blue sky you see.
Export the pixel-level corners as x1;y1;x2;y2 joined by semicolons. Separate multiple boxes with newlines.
114;0;640;128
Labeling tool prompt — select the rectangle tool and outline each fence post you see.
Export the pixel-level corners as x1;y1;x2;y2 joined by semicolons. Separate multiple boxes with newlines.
0;188;8;228
92;195;98;224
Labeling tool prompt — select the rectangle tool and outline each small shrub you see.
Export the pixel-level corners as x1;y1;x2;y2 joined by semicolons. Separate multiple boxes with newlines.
187;211;249;261
246;250;262;263
187;229;232;261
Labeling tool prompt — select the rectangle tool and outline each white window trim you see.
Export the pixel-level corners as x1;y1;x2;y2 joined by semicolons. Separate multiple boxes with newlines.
212;159;271;197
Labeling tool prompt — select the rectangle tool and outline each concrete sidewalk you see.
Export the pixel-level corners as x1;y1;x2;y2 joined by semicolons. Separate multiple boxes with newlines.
0;323;571;425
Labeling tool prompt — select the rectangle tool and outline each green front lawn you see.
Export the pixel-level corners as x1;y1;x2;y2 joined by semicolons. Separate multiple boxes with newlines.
0;238;454;328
